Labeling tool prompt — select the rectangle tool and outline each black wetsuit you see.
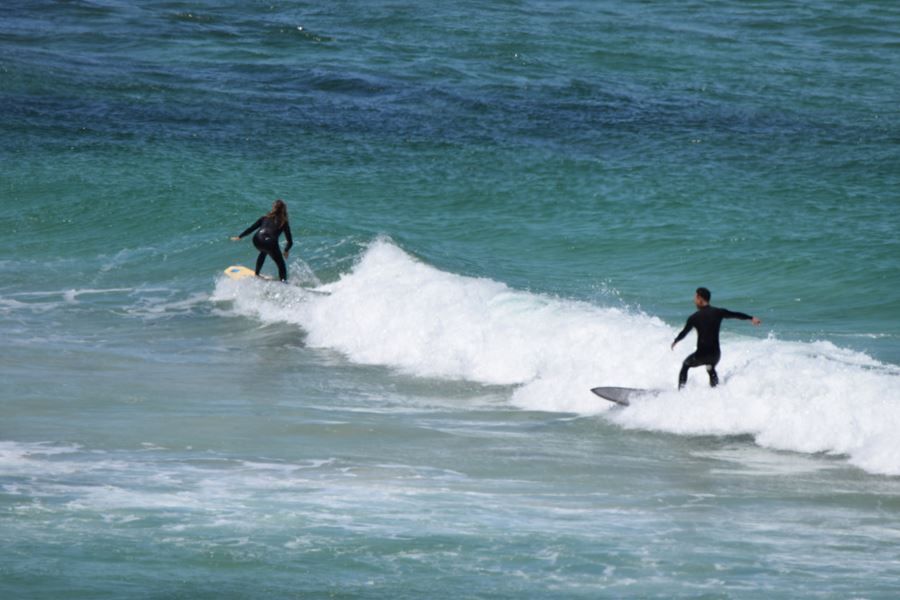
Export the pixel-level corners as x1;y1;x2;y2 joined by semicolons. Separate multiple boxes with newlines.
673;305;753;388
237;216;293;282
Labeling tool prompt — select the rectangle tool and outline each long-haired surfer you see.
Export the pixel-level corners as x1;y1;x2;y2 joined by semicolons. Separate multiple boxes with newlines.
671;287;761;389
230;199;293;282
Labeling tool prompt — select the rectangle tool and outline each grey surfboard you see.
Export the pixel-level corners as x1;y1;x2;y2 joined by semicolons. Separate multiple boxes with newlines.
590;386;661;407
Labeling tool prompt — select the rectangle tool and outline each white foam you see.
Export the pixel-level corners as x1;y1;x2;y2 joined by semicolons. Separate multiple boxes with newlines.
0;287;138;314
8;287;135;299
127;292;210;319
211;239;900;476
0;441;129;479
0;441;81;463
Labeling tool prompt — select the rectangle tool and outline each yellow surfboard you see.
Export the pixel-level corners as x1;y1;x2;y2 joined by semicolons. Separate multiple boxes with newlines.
223;265;271;281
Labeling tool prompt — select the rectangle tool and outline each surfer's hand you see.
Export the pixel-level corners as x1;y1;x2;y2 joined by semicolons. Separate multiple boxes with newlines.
751;317;761;326
670;341;676;350
284;250;290;259
230;236;240;241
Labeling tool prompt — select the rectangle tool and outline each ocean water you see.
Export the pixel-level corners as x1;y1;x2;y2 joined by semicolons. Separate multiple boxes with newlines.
2;0;900;597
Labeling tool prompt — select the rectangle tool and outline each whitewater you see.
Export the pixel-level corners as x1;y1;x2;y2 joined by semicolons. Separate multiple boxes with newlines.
213;239;900;477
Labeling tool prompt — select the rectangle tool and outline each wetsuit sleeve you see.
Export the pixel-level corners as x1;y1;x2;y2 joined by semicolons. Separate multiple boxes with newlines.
237;218;263;239
673;316;695;344
720;308;753;320
283;222;293;252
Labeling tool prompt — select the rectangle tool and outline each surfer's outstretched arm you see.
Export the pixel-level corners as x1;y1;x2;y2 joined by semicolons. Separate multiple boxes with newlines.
671;317;694;349
231;218;263;241
721;308;762;326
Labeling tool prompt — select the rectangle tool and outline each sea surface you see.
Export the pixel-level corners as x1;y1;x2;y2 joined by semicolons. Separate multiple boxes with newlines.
2;1;900;597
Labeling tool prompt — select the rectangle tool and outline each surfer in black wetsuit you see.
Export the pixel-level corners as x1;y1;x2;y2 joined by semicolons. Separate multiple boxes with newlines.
231;199;293;282
671;287;761;389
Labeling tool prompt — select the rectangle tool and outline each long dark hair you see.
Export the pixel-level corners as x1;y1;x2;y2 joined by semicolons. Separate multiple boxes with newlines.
266;199;288;227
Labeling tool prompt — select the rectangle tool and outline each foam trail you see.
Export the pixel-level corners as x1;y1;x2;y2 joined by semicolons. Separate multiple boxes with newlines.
212;239;900;476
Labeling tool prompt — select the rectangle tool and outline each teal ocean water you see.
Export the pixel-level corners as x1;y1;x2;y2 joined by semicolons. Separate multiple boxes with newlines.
3;1;900;597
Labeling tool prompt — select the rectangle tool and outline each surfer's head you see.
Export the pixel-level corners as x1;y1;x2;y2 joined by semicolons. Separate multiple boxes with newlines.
267;199;288;226
695;287;711;307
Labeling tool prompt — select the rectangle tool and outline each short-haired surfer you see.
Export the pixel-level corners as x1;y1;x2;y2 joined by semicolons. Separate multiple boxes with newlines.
670;287;761;389
230;199;293;282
